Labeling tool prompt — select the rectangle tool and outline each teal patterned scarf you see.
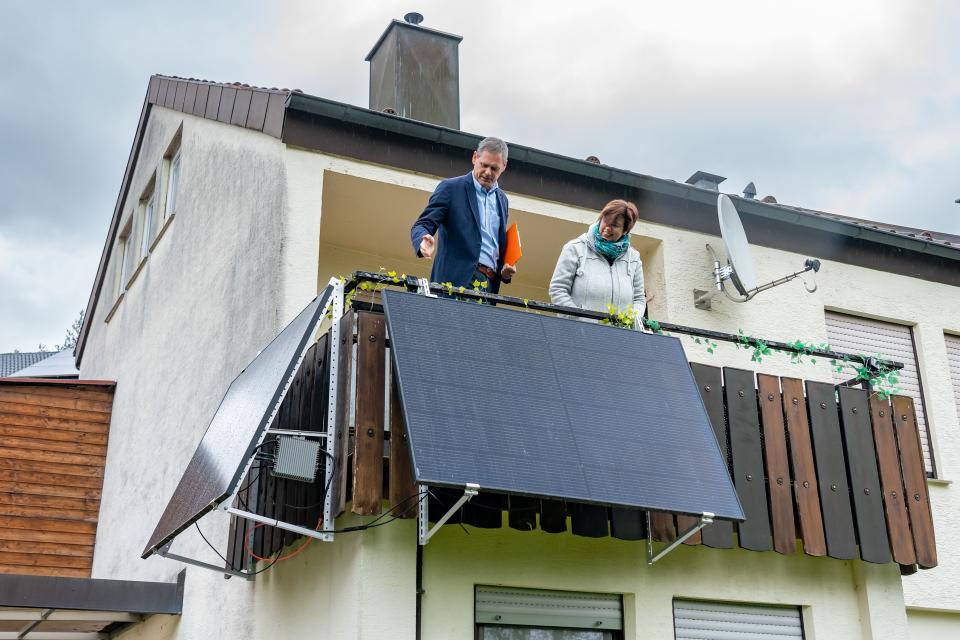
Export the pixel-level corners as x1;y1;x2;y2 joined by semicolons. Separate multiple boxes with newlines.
592;223;630;262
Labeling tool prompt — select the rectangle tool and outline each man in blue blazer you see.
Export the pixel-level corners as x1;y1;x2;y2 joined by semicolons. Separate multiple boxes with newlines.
411;137;517;294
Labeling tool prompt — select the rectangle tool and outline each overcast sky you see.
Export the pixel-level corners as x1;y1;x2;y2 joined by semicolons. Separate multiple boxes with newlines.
1;1;958;352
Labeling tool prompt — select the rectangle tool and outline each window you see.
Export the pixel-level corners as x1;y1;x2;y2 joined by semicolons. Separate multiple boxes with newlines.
165;148;180;219
140;185;156;257
825;311;934;476
946;333;960;430
117;219;135;294
475;586;622;640
673;599;803;639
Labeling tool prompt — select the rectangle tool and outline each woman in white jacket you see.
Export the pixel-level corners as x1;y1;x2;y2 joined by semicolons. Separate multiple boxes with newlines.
549;199;646;326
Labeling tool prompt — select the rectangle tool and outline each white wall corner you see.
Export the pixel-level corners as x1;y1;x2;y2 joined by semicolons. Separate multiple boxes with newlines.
852;561;910;639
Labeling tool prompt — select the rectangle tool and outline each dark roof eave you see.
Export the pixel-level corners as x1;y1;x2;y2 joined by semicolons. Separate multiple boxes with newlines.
285;92;960;264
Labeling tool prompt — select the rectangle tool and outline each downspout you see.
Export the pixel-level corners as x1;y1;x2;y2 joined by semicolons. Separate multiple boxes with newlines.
416;542;424;640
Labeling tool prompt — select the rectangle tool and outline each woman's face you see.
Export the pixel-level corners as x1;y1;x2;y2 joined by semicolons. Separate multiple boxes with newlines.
599;215;626;241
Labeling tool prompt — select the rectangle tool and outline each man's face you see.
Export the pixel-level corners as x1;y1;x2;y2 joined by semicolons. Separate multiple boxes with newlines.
472;150;506;189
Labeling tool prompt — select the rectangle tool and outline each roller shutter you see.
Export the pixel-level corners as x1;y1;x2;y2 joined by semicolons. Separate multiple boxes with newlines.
674;599;803;640
475;586;623;630
825;312;933;475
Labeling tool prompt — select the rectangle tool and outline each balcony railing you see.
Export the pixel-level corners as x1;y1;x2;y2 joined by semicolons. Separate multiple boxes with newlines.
225;284;936;574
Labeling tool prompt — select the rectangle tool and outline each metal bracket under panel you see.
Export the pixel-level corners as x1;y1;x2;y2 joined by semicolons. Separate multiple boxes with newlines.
416;277;437;298
157;543;253;581
418;484;479;545
645;512;714;565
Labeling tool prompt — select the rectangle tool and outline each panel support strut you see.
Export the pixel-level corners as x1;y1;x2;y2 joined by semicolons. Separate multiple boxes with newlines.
157;543;253;580
646;512;714;565
418;483;479;545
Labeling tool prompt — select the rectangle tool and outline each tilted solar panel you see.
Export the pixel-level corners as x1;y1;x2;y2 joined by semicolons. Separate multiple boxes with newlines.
382;290;743;521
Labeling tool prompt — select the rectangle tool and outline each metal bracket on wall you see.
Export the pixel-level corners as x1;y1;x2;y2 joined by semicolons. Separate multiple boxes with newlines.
418;483;479;545
157;542;253;581
416;277;437;298
645;512;714;565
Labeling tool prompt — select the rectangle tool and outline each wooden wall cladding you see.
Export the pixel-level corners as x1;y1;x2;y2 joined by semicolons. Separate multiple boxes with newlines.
0;381;114;578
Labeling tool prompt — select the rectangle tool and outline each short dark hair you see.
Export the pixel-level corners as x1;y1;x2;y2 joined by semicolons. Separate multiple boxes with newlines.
598;199;639;233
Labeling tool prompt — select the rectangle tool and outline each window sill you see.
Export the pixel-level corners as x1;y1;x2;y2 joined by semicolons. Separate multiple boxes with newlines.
105;292;125;323
927;477;952;487
125;256;148;290
150;213;175;251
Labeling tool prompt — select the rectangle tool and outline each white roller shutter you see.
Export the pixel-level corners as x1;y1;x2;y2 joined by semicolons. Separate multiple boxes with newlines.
476;586;623;630
825;312;933;475
947;333;960;435
674;600;803;640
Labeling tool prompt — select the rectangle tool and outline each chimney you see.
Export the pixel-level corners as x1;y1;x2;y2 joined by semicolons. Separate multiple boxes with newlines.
685;171;727;191
365;13;463;129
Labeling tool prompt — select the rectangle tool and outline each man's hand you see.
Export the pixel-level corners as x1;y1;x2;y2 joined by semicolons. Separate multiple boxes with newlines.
419;234;435;259
501;263;517;280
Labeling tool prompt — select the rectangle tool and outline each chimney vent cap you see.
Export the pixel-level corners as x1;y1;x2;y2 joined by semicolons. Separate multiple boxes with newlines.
404;12;424;25
743;182;757;198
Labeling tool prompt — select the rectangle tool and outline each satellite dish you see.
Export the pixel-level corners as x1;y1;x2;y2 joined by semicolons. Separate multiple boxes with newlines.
717;194;757;295
693;194;822;309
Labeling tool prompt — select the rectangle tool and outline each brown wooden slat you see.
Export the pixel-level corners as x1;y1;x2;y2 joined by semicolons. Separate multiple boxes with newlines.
0;492;99;512
217;87;237;123
0;412;109;434
0;552;91;569
204;85;222;119
0;469;102;489
757;374;796;554
155;78;170;106
193;83;211;117
388;367;417;518
0;385;115;405
0;402;111;424
331;311;355;518
691;363;733;549
352;312;386;515
305;336;331;529
2;435;106;457
868;395;916;565
837;387;890;563
0;424;108;446
0;565;88;578
0;539;93;557
148;77;161;103
230;89;253;126
183;82;198;114
173;81;187;111
725;368;772;551
246;91;269;130
0;458;104;479
0;481;100;500
0;390;113;415
263;92;286;138
0;516;97;534
0;528;95;545
648;512;675;542
0;506;98;524
806;381;857;560
0;447;104;468
891;395;937;568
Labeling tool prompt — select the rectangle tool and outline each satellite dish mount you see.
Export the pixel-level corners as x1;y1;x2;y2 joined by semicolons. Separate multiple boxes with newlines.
694;194;821;310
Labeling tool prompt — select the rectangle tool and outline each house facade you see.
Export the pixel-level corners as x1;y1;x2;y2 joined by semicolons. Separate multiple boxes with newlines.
62;17;960;640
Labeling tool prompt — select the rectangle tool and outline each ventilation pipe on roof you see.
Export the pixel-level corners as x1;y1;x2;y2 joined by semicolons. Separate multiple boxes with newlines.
365;13;463;129
743;182;756;199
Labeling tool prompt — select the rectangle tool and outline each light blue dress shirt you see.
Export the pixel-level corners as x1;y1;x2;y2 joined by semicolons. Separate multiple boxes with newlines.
472;174;501;270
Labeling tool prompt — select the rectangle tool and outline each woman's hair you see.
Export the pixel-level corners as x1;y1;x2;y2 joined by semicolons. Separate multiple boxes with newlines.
598;200;639;234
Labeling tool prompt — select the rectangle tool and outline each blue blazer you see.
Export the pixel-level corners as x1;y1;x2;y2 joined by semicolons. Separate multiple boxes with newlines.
410;173;510;293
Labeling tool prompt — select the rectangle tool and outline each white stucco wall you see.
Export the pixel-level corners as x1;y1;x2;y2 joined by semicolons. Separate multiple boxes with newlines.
82;129;958;638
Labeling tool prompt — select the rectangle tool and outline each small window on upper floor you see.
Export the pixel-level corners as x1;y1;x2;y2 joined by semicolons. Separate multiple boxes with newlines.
162;127;182;226
117;218;135;295
139;177;157;256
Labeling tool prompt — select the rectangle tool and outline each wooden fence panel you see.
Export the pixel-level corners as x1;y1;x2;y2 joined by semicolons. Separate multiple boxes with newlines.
691;364;733;549
892;395;937;568
757;374;796;554
780;378;826;556
388;369;417;518
868;395;915;565
352;312;386;515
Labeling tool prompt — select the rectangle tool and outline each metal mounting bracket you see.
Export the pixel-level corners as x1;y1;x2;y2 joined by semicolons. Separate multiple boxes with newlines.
157;542;253;580
418;483;479;545
646;512;714;565
416;277;437;298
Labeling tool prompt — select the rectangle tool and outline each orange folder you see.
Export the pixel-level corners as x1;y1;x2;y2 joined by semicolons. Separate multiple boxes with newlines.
504;223;522;265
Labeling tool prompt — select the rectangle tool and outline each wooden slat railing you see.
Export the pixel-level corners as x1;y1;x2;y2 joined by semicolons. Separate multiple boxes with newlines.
225;308;938;571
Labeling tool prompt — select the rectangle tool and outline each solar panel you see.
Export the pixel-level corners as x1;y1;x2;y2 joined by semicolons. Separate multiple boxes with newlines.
142;287;333;558
382;290;744;521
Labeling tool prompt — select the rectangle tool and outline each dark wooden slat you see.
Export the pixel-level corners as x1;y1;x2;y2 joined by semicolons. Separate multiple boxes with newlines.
193;84;210;117
837;387;890;563
806;381;857;559
148;77;161;103
781;378;826;556
183;82;198;114
263;92;286;138
173;81;187;111
331;311;355;518
246;91;269;130
156;78;170;106
869;395;916;565
647;512;675;542
204;85;222;119
461;493;504;528
539;500;566;533
757;375;796;554
427;488;461;525
352;312;386;515
216;87;237;123
507;496;538;531
291;343;317;530
675;514;700;545
570;503;608;537
725;368;772;551
279;364;304;546
230;89;253;126
891;395;937;568
306;336;331;528
388;362;417;518
610;508;645;540
691;364;733;548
